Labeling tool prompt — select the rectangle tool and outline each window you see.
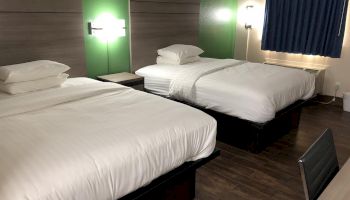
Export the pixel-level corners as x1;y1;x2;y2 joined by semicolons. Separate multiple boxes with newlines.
261;0;349;58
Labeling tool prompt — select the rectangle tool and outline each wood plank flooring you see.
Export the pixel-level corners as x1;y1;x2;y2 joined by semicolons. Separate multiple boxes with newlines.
196;101;350;200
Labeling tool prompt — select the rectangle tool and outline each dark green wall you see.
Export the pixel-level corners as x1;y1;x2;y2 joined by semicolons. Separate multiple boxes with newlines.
199;0;237;59
83;0;130;78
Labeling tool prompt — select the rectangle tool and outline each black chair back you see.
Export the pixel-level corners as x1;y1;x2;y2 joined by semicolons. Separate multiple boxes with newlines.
298;128;339;200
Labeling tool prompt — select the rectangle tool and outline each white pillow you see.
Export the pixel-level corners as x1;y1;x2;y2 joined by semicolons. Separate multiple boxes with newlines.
156;56;200;65
0;73;69;95
157;44;204;61
0;60;70;83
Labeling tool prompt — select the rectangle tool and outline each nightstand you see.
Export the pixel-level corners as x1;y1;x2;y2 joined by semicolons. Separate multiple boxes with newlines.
97;72;144;91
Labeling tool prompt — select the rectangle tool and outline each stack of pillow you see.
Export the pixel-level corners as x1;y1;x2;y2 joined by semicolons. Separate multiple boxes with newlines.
156;44;204;65
0;60;70;95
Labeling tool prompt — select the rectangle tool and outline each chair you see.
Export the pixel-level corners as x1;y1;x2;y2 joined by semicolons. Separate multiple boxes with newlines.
298;128;339;200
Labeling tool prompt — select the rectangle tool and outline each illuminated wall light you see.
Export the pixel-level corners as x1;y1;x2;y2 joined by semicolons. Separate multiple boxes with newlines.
245;5;254;29
87;13;127;74
88;13;126;42
215;8;233;22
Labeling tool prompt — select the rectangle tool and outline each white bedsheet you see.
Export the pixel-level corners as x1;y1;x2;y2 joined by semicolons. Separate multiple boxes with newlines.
0;78;217;200
136;58;217;96
169;59;244;101
136;58;315;123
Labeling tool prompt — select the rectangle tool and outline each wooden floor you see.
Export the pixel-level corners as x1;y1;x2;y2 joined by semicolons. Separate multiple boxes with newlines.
196;101;350;200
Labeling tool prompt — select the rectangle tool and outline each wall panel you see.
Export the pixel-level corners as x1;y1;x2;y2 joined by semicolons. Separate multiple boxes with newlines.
0;0;82;13
0;0;86;77
83;0;130;77
199;0;237;59
130;0;200;72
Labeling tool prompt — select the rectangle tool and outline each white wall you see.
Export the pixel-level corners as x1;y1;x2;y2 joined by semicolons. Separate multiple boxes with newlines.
235;0;350;97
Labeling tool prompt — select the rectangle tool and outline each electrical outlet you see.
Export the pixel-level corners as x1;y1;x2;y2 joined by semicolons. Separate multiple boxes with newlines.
335;82;341;90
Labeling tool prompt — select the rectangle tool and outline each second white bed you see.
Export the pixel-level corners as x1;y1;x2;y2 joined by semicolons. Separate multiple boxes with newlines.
136;58;315;123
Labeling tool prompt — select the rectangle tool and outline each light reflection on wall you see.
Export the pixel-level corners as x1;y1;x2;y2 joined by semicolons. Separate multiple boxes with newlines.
215;8;233;22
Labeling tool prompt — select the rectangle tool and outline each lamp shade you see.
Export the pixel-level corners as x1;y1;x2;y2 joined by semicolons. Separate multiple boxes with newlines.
215;8;233;22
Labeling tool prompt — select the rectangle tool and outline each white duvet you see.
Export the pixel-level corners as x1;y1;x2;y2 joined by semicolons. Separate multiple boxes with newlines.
136;58;315;123
0;78;217;200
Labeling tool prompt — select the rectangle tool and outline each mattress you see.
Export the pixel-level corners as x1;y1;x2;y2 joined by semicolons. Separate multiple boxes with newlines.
136;58;315;123
136;58;216;96
0;78;217;200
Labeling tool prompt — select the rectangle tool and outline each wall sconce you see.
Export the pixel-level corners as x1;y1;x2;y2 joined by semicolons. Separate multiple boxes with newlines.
88;13;126;74
245;5;254;29
88;13;126;42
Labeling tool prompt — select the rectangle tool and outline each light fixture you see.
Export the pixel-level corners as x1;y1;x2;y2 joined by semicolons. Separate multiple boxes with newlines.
88;13;126;42
215;8;233;22
245;5;254;29
245;5;254;61
88;13;126;74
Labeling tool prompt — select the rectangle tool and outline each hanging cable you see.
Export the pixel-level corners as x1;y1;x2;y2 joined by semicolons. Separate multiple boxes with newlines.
106;41;110;74
313;87;339;105
246;28;251;61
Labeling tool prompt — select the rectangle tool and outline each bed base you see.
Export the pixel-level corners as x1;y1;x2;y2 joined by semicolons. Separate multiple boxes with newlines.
154;90;306;153
203;100;306;153
119;149;220;200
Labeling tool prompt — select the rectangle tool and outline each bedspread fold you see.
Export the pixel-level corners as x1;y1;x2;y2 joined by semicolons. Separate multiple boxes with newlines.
169;59;244;102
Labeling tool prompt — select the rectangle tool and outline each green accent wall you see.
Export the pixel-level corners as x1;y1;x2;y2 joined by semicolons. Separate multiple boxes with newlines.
199;0;237;59
83;0;130;78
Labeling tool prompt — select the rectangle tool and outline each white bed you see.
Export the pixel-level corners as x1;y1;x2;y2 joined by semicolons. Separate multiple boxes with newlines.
0;78;217;200
136;58;315;123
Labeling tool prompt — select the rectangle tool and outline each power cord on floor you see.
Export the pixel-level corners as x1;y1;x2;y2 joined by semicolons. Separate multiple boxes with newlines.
313;87;339;105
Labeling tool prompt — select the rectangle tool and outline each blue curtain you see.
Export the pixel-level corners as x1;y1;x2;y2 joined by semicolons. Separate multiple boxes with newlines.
261;0;349;58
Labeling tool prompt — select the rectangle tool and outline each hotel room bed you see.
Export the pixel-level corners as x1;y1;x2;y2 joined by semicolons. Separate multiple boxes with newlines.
0;78;217;200
136;57;315;123
136;57;315;152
